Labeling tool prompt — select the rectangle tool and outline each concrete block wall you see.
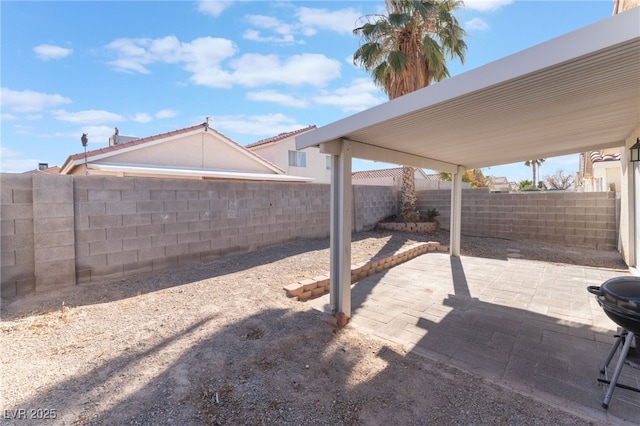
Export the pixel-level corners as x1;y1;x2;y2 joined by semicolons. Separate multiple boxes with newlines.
419;188;618;249
353;185;397;232
33;174;76;292
73;176;332;284
1;174;35;297
1;172;621;296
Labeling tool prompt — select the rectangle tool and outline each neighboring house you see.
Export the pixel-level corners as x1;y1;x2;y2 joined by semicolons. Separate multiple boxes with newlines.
487;176;516;192
59;122;312;182
574;1;639;193
352;167;456;190
246;126;331;184
613;0;640;13
24;163;61;174
577;149;621;192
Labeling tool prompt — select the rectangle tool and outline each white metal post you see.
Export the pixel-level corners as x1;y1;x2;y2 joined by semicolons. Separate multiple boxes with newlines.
329;139;353;316
450;165;464;257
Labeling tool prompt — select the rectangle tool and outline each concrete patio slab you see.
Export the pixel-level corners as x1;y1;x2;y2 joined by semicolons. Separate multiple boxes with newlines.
311;253;640;424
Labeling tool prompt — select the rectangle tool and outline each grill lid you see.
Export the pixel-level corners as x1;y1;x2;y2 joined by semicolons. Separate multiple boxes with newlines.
600;277;640;311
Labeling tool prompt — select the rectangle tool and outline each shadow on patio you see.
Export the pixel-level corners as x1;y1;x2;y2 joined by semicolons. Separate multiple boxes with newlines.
314;251;640;424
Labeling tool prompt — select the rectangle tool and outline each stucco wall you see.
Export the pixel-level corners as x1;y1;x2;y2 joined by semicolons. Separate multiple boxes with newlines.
250;138;332;184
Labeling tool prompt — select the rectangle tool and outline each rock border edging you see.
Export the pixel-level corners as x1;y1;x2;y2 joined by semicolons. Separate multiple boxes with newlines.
283;241;449;301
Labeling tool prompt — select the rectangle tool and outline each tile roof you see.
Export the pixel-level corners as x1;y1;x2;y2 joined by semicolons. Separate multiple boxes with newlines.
61;122;285;174
352;167;440;181
490;176;510;185
64;123;208;163
590;151;621;163
245;125;317;149
23;166;61;174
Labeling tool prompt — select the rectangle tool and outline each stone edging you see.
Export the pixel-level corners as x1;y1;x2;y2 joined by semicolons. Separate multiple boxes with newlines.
376;221;438;233
283;241;449;302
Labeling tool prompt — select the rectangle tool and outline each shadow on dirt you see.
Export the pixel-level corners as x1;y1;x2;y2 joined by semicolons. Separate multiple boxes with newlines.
9;274;638;425
1;230;444;320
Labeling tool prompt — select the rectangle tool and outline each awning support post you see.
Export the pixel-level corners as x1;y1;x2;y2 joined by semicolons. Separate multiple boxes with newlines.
329;139;353;317
450;165;464;257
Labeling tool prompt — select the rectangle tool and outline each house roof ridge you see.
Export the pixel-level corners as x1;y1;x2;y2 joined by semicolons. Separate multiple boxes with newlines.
65;123;207;163
60;122;288;175
246;125;317;149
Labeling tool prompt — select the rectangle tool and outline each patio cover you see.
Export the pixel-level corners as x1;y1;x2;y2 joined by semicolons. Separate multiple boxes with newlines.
295;8;640;317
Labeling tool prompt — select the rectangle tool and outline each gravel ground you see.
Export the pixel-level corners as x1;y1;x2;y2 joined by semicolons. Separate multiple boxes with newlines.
0;229;628;425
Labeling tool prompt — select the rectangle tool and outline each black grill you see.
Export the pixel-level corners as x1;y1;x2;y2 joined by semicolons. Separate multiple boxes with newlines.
588;276;640;409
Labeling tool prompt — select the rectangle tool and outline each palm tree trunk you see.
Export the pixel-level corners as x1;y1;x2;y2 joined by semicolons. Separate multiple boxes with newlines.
400;165;419;222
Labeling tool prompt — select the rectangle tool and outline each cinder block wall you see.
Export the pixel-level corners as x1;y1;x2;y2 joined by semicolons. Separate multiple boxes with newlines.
353;185;397;232
1;173;621;296
1;174;398;294
418;188;618;249
72;177;333;284
1;174;36;297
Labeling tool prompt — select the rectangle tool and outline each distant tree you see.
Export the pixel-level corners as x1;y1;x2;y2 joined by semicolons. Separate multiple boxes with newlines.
518;179;533;191
544;169;574;190
524;159;545;187
437;169;487;188
438;171;452;181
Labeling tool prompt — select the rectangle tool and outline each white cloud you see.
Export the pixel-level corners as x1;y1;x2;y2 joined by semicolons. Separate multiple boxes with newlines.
464;0;513;12
132;113;152;123
242;29;296;44
33;44;73;61
229;53;340;87
198;0;233;17
37;126;116;145
180;37;238;87
0;147;43;173
77;126;118;144
1;146;20;158
214;113;306;136
246;90;308;108
313;78;384;112
106;35;196;74
107;36;238;87
13;124;34;135
1;113;19;121
52;109;125;124
465;18;490;31
1;87;71;112
243;15;297;43
296;7;362;36
106;35;340;89
155;109;179;119
1;158;43;173
243;7;362;44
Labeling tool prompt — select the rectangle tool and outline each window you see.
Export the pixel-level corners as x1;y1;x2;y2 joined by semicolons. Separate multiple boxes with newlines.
288;150;306;167
326;156;331;170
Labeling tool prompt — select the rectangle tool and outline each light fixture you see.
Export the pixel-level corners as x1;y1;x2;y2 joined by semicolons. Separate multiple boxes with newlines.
631;138;640;162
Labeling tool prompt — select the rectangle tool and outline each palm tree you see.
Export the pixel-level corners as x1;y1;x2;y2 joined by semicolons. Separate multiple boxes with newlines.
354;0;467;221
524;159;545;189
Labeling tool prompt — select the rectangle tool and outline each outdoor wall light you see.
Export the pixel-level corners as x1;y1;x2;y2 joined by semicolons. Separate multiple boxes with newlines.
631;137;640;162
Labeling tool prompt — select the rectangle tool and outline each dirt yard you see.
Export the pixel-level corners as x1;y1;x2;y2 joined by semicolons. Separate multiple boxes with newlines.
0;230;627;425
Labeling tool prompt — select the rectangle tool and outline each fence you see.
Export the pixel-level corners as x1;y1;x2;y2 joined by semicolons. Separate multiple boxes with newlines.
418;188;618;249
1;174;618;297
1;174;396;296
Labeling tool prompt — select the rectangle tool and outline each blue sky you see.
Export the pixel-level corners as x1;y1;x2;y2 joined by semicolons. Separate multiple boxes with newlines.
1;0;616;183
